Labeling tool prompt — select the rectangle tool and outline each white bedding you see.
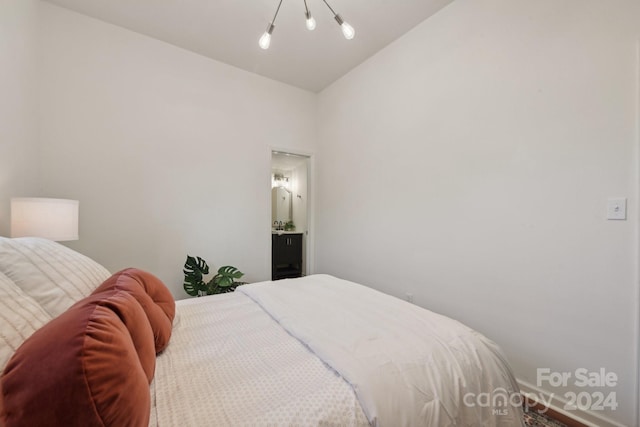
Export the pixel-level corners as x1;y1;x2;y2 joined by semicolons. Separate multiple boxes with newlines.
152;275;524;427
152;291;369;426
0;238;523;426
239;275;524;426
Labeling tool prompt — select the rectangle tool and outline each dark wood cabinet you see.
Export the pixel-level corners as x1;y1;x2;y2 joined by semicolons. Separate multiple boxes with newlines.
272;233;303;280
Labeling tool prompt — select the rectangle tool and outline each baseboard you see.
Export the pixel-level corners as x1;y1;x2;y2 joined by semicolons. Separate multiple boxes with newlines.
518;380;626;427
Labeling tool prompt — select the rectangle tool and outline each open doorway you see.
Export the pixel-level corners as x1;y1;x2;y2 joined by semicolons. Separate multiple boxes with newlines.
271;151;310;279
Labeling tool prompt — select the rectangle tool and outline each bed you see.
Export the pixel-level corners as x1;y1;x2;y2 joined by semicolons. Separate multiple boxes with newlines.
0;237;524;426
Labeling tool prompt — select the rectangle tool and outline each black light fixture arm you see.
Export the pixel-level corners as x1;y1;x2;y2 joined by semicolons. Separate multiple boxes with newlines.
320;0;350;31
271;0;284;25
320;0;338;16
259;0;354;49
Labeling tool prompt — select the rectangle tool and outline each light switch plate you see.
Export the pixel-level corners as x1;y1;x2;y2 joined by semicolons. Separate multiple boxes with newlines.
607;198;627;220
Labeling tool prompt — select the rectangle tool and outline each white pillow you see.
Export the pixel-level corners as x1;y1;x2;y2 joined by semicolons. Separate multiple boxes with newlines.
0;271;52;370
0;237;111;318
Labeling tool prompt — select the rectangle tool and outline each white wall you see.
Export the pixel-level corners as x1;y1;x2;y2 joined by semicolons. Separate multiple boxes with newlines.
7;0;639;423
38;3;317;298
317;0;639;425
0;0;40;235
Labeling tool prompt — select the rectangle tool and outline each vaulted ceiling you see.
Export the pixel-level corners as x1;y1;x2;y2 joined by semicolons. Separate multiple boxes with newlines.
43;0;455;92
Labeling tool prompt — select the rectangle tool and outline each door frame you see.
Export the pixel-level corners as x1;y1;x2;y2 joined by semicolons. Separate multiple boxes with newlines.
269;146;315;277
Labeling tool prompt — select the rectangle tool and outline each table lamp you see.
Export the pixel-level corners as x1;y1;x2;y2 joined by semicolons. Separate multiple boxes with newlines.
10;198;79;241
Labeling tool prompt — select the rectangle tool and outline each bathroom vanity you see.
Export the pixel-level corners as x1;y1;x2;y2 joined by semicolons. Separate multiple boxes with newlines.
272;232;303;280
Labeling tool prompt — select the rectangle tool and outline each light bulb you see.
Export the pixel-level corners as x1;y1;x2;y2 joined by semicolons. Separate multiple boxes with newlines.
340;21;355;39
305;11;316;31
306;16;316;31
334;14;355;40
259;23;275;50
259;32;271;49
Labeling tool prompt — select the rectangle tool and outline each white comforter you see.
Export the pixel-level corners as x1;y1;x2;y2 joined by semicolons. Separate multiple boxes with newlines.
151;289;369;427
153;275;523;427
238;275;523;427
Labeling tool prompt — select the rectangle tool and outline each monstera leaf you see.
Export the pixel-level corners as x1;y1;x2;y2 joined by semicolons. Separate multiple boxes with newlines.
183;257;244;296
183;255;209;296
213;266;244;289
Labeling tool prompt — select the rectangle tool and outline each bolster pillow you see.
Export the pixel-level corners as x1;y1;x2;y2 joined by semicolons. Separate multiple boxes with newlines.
0;289;155;427
92;268;175;353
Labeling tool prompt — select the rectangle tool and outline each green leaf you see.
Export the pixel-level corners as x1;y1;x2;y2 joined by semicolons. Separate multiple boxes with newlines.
218;266;244;279
212;266;244;289
185;255;209;276
183;255;209;297
214;275;233;288
183;281;200;297
183;260;244;296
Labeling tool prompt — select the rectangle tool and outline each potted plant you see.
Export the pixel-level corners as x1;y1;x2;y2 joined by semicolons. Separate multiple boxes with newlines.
183;255;245;297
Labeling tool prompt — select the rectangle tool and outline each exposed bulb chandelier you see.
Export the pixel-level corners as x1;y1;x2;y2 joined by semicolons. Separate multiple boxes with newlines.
259;0;355;50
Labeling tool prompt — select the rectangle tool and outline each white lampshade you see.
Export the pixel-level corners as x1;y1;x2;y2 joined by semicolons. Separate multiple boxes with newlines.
11;198;79;241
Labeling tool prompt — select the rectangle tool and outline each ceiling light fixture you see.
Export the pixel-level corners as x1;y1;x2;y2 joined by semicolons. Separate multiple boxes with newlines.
304;0;316;31
321;0;355;40
259;0;355;50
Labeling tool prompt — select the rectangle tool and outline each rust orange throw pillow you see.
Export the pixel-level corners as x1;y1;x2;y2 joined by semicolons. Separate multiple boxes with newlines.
93;268;176;353
1;289;155;427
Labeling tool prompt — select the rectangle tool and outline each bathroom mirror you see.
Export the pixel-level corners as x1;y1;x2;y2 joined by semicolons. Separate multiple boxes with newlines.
272;185;292;225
